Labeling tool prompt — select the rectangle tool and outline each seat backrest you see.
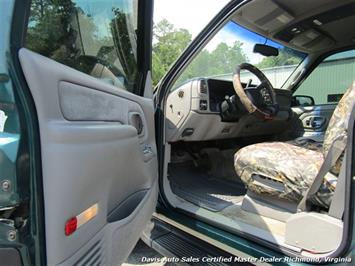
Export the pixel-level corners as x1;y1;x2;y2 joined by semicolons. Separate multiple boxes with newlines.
323;82;355;174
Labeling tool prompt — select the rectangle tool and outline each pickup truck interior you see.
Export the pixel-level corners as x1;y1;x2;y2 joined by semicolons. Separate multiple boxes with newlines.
162;0;355;258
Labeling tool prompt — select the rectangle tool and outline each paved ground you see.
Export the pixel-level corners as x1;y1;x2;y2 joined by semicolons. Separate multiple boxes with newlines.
123;240;176;266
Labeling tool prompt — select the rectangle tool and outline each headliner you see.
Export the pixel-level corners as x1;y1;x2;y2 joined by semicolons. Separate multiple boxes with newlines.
233;0;355;54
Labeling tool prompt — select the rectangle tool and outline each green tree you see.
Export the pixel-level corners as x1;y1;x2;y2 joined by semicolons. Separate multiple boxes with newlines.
209;41;248;75
26;0;77;59
26;0;105;70
152;19;302;87
26;0;130;86
111;8;138;91
179;50;212;81
177;41;248;85
152;19;192;84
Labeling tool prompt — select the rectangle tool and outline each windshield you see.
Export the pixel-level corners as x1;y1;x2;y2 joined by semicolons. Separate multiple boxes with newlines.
175;21;307;89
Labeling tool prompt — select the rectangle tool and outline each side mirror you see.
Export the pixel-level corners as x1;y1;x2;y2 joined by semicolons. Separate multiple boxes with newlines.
253;44;279;57
291;95;315;107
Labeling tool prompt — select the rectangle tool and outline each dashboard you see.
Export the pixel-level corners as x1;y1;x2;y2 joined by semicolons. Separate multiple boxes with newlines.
165;78;293;142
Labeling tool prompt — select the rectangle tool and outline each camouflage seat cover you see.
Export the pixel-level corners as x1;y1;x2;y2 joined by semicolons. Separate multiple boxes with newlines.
235;82;355;207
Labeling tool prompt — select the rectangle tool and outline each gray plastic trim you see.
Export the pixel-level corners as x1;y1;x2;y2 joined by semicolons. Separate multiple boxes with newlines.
285;212;343;253
18;48;158;266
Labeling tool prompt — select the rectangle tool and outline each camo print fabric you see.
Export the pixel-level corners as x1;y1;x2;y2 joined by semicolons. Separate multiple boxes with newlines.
234;142;324;202
235;82;355;206
287;138;323;153
323;82;355;174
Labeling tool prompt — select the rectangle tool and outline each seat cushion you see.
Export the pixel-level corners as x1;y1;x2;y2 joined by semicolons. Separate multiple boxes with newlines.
234;142;324;202
287;138;323;153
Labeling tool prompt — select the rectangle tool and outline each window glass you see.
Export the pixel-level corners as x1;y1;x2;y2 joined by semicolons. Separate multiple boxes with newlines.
174;21;306;90
26;0;139;92
296;50;355;104
0;0;21;207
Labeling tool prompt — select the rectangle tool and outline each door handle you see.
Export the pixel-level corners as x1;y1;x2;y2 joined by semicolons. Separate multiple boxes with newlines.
129;113;144;135
303;116;326;129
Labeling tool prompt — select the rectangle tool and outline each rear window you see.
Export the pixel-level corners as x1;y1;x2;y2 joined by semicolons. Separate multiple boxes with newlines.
295;49;355;104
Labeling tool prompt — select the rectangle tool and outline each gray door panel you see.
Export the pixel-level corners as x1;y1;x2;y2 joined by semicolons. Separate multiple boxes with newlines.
18;48;158;265
291;104;336;138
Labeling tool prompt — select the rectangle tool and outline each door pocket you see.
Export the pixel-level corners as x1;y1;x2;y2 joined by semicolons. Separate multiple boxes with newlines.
107;190;148;222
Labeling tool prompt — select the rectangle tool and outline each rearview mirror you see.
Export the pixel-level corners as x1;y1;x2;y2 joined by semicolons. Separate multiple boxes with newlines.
253;44;279;57
291;95;315;107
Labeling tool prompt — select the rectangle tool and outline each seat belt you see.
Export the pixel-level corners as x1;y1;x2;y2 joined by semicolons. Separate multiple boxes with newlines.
328;153;347;219
297;134;347;212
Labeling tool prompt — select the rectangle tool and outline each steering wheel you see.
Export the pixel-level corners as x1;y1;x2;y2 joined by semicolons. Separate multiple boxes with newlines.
233;63;278;119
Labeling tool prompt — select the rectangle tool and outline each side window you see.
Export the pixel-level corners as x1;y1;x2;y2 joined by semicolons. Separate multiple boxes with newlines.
0;0;21;219
296;50;355;105
25;0;138;92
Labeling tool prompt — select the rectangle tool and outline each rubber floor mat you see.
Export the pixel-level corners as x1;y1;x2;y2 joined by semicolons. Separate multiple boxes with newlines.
168;163;246;212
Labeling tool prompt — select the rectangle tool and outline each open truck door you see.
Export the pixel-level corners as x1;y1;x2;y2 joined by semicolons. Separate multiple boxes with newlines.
0;0;157;265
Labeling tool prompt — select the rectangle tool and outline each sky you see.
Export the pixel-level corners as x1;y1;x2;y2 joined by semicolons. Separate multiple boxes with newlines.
154;0;230;38
153;1;294;64
153;0;268;64
208;21;287;64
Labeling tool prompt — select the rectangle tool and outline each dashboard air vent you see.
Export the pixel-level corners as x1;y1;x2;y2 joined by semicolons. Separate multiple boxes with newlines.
199;80;208;94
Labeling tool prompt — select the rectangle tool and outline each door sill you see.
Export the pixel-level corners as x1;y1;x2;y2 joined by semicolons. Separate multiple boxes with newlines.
142;215;253;265
148;212;266;261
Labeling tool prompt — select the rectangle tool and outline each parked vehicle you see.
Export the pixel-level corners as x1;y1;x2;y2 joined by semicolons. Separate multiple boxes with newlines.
0;0;354;265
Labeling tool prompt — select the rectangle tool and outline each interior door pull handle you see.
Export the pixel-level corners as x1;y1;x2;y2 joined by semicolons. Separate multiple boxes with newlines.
129;113;144;135
303;116;326;129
